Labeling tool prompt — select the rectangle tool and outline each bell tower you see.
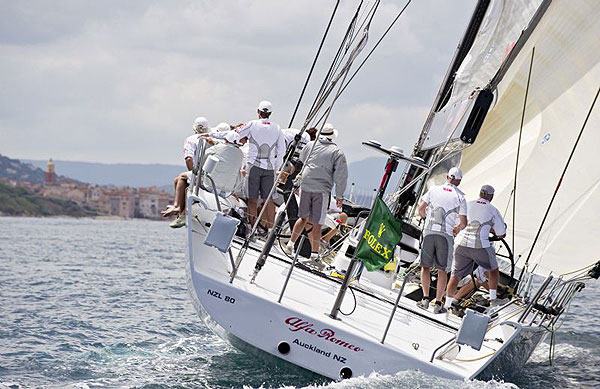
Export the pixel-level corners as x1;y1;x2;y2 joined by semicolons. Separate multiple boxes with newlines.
45;158;57;186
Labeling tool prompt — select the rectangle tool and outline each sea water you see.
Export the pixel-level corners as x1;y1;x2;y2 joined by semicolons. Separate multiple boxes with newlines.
0;217;598;388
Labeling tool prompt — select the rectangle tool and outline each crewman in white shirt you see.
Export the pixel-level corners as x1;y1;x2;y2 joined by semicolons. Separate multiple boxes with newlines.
236;100;286;231
444;184;507;310
163;116;210;228
416;167;467;314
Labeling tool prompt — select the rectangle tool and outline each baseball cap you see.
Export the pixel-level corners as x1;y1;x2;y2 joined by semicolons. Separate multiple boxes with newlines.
193;117;209;133
480;184;495;195
258;100;272;113
447;167;463;180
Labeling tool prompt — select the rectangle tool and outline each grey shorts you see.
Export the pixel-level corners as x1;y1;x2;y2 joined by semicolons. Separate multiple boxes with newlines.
247;166;275;199
298;191;328;225
419;232;453;271
452;245;498;277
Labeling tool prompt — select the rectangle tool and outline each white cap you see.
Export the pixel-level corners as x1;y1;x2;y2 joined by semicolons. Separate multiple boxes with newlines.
480;184;495;195
193;117;209;133
321;123;338;139
224;131;241;145
448;167;463;180
216;122;230;132
258;100;272;113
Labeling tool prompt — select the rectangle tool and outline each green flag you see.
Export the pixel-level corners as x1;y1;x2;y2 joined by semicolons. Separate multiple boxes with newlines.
356;197;402;272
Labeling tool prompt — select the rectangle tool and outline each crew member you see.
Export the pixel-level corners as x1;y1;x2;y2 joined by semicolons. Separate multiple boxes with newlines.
284;123;348;262
236;101;286;231
202;131;246;194
445;184;506;309
162;116;210;228
416;167;467;314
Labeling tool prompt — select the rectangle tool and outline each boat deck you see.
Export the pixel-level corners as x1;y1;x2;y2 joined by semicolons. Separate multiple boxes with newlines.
188;208;527;380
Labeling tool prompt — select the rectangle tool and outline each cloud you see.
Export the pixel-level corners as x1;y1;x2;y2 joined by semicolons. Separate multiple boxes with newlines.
0;0;476;165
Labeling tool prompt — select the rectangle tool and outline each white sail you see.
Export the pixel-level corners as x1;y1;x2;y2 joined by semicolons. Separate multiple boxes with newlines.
421;0;542;150
459;0;600;276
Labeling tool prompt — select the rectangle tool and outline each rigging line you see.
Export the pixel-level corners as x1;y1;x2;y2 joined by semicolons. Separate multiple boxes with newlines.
248;5;374;245
333;0;412;101
524;85;600;268
513;47;535;270
502;189;513;218
306;1;364;119
288;0;340;128
308;1;382;130
346;0;374;49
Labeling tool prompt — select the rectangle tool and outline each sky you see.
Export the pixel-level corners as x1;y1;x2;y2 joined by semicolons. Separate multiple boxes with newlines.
0;0;476;166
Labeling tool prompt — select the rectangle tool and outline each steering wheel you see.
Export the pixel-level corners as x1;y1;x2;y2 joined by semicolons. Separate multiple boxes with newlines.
489;235;515;284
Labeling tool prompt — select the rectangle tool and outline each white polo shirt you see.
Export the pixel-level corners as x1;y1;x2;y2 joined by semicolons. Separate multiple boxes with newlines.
183;134;201;163
456;198;506;248
237;119;285;170
421;182;467;237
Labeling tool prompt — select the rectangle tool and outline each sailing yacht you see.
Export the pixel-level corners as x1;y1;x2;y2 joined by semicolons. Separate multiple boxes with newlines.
184;0;599;382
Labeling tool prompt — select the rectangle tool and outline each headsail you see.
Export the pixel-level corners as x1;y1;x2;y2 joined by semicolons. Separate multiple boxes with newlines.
458;0;600;276
418;0;543;151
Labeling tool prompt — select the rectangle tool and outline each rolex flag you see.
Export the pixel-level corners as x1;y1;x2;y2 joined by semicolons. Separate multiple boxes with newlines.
356;197;402;271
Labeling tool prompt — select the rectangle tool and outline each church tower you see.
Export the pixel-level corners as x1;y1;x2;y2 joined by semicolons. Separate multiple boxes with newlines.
44;158;57;186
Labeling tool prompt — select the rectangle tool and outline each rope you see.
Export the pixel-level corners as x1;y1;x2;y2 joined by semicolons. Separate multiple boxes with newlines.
513;47;535;270
454;350;496;362
287;0;340;128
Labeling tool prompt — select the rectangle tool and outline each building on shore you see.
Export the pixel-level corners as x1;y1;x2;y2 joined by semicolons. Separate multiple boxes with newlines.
32;158;173;219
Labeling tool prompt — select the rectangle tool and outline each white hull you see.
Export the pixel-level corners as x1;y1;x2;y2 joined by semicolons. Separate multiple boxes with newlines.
185;193;546;382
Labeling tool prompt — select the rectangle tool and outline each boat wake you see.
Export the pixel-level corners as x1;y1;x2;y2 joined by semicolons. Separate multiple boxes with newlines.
262;371;518;389
511;340;600;388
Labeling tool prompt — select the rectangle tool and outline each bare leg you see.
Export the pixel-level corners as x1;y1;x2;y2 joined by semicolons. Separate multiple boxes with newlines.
163;178;188;216
322;213;348;242
173;176;179;193
290;218;308;243
264;200;276;229
175;179;189;213
446;275;462;299
421;267;431;298
309;223;321;252
248;198;258;226
321;228;337;242
454;281;473;300
488;269;499;291
436;270;447;302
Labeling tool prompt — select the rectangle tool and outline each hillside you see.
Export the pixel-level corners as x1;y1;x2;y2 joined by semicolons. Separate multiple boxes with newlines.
0;154;47;184
0;182;97;217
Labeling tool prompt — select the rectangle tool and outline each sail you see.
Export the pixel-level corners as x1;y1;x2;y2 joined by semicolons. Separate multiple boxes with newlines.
458;0;600;276
420;0;543;150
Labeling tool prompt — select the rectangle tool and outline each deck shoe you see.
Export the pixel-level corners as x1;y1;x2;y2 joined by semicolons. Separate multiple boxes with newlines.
416;298;430;310
255;228;268;240
170;214;186;228
489;298;510;310
283;241;295;255
433;303;447;314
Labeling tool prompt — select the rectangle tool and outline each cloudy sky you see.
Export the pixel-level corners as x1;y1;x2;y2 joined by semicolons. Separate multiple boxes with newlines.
1;0;476;166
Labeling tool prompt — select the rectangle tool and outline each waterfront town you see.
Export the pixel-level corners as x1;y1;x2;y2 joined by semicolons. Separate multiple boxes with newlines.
1;158;172;219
